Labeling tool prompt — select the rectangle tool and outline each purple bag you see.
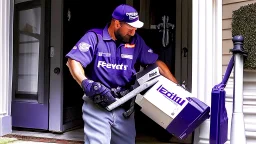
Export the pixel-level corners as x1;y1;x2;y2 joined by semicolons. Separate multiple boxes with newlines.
210;56;233;144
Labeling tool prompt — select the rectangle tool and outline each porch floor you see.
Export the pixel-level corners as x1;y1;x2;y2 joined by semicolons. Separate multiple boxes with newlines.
3;128;192;144
12;128;84;142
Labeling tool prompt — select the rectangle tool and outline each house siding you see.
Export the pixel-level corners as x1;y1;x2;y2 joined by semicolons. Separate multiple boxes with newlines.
222;0;256;143
222;0;256;69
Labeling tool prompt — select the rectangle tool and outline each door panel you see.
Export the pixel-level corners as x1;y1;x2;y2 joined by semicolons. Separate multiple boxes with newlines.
181;0;189;90
12;0;50;130
181;0;192;92
175;0;192;92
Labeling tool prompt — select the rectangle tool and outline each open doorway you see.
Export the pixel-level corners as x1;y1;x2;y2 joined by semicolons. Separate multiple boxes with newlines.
133;0;177;142
62;0;127;130
62;0;192;143
9;0;192;143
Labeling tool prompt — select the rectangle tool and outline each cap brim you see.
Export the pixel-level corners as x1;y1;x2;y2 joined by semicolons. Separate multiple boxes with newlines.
127;20;144;28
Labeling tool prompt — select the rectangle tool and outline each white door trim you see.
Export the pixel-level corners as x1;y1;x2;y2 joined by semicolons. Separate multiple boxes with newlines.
0;0;13;136
192;0;222;143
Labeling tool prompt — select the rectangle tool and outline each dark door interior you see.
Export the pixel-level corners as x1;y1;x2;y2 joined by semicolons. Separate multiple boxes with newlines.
62;0;176;142
134;0;176;142
62;0;126;129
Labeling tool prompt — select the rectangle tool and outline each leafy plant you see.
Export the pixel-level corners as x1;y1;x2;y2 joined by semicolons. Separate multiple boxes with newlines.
232;2;256;70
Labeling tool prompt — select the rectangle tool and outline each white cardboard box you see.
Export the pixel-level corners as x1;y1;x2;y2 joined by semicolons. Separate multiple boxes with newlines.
135;75;210;139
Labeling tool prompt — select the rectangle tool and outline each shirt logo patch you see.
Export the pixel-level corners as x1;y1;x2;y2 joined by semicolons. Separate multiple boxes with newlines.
121;54;133;59
97;61;128;70
148;49;153;53
125;44;135;48
78;42;91;52
98;52;111;57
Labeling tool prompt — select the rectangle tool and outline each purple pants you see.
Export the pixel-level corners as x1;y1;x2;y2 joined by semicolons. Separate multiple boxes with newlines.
82;96;136;144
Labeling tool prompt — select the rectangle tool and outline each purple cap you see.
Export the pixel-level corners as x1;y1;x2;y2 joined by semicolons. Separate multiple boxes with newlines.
112;4;144;28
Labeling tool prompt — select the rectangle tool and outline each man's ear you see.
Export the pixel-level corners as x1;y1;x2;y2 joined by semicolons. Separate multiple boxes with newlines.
66;61;70;68
114;19;121;28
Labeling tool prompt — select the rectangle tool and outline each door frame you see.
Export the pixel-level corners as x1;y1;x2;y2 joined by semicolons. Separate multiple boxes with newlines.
49;0;64;132
192;0;223;143
0;0;13;136
175;0;192;91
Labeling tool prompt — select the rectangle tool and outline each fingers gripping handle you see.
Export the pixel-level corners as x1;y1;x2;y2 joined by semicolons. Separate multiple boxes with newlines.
106;78;159;111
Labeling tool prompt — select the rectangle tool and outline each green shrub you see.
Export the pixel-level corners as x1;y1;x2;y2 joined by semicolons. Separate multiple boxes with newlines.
232;2;256;70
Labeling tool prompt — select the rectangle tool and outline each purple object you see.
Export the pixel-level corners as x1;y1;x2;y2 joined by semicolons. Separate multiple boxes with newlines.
209;56;233;144
12;101;48;129
166;97;210;139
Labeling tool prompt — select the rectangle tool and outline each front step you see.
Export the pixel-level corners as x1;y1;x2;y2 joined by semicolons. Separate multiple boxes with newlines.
4;129;193;144
136;133;192;144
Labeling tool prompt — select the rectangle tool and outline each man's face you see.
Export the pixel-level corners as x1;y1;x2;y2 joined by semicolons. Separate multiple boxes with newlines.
114;21;137;43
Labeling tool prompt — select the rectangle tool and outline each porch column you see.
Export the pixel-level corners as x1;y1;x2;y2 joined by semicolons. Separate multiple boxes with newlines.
0;0;13;136
192;0;222;143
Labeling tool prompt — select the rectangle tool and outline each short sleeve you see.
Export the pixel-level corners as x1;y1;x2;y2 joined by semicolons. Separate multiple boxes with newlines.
136;34;158;65
65;32;98;67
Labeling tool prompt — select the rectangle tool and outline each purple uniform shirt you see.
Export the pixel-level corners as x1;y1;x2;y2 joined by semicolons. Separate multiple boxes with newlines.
66;24;158;88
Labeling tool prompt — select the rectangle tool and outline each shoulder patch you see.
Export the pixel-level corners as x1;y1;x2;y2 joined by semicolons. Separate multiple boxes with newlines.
78;42;91;52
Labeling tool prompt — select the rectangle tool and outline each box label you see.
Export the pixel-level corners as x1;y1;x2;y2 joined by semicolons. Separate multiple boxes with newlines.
157;85;186;106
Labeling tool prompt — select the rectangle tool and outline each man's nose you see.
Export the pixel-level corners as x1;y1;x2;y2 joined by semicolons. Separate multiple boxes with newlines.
129;29;136;36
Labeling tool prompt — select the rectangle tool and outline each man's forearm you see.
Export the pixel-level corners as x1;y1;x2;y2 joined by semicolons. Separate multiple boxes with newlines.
156;60;178;84
66;58;87;86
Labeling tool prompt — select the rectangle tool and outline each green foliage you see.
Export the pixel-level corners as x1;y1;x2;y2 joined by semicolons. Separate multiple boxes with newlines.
0;137;17;144
232;2;256;70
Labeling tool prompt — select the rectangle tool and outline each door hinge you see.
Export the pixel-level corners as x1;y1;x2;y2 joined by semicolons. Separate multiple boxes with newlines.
50;46;54;58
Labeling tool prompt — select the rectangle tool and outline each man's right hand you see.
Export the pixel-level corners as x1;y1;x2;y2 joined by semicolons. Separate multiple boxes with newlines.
81;79;116;108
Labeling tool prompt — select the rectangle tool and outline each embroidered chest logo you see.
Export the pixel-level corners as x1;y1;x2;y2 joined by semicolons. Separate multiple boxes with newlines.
125;44;135;48
97;61;128;70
